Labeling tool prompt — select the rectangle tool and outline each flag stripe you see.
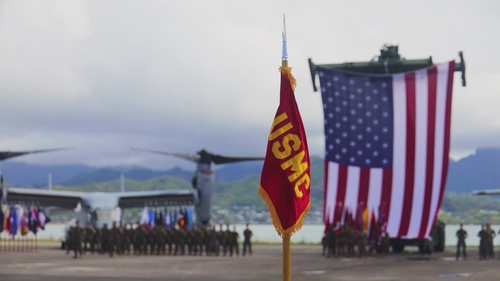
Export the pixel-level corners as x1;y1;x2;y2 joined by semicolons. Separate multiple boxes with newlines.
346;166;360;214
335;164;348;224
432;61;455;232
367;168;382;215
326;162;339;224
380;168;392;225
399;72;417;237
323;159;331;224
408;70;428;237
357;167;370;219
388;74;406;236
419;66;437;237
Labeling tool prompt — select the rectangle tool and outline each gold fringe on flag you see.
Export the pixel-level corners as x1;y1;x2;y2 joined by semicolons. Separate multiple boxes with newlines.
258;184;310;239
279;66;296;92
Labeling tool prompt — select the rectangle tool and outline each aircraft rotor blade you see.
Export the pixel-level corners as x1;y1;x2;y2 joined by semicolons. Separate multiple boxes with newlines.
131;148;200;163
210;154;264;165
0;147;73;161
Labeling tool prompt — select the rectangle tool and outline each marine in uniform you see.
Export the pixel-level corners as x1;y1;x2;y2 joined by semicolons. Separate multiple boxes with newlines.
91;223;100;254
326;225;336;258
478;224;486;259
100;223;110;255
71;220;84;259
455;223;467;260
83;223;94;254
230;225;239;256
242;224;252;256
485;224;496;259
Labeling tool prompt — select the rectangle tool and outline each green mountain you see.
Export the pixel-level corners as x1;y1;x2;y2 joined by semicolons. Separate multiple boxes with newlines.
4;147;500;195
51;175;192;193
9;153;500;224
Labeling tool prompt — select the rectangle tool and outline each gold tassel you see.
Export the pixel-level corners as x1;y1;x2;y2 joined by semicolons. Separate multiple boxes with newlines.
279;66;296;92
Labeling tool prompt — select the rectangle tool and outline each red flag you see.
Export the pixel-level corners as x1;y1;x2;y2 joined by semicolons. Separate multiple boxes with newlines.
259;65;311;238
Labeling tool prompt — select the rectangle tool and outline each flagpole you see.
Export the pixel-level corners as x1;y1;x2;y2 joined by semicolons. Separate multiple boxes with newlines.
282;14;288;67
281;14;291;281
283;235;291;281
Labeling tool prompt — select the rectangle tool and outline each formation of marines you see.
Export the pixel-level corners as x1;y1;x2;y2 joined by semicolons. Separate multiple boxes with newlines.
66;220;249;259
322;223;390;259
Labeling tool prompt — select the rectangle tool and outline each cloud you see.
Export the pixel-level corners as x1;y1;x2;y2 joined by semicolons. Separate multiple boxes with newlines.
0;1;498;170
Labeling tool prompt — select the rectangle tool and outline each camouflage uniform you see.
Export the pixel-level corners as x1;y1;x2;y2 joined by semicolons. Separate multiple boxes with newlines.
224;225;232;256
165;226;174;255
218;224;226;256
229;226;239;256
485;224;496;259
203;226;212;256
71;221;84;258
91;224;100;254
174;227;186;256
242;224;252;256
192;225;204;256
122;224;132;255
208;226;219;256
346;226;355;258
100;223;111;255
337;226;346;257
147;227;156;255
155;226;166;255
110;222;123;257
381;232;390;255
357;231;367;258
135;225;148;255
455;224;467;260
66;225;74;255
326;225;336;258
478;225;487;259
83;223;95;254
185;228;194;255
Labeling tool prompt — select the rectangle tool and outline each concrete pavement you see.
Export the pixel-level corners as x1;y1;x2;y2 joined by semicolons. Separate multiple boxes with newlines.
0;243;499;281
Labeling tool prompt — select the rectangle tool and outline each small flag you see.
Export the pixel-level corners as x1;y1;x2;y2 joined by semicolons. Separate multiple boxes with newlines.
37;208;51;230
362;206;369;232
186;207;193;229
0;205;4;233
140;206;149;226
148;208;155;227
11;206;18;236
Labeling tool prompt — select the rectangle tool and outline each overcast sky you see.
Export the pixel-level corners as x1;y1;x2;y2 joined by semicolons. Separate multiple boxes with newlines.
0;0;498;171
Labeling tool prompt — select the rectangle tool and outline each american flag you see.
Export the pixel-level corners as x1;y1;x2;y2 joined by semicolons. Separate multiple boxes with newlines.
318;61;455;239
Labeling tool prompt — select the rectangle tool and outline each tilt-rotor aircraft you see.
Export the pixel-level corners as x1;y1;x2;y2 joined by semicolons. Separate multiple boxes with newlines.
132;148;264;226
1;149;196;228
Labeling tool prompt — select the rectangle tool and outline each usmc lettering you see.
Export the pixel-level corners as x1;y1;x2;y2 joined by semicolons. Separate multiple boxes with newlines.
269;112;310;198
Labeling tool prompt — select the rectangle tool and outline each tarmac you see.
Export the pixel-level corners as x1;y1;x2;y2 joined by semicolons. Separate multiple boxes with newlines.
0;242;499;281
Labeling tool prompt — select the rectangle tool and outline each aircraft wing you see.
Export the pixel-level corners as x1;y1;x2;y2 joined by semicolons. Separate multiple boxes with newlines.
1;187;84;209
471;189;500;196
116;189;197;209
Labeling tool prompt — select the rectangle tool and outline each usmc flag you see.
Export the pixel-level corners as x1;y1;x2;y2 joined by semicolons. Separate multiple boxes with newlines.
259;65;311;238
